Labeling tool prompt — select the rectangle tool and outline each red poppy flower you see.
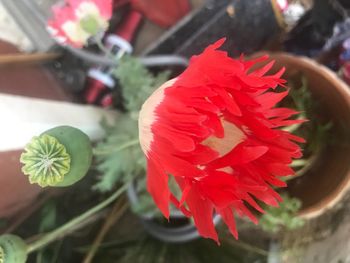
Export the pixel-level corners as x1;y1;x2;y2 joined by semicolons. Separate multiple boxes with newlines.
47;0;113;47
138;39;304;243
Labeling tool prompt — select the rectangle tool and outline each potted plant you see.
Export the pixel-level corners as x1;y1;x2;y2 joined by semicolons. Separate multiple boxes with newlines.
93;55;222;243
252;53;350;220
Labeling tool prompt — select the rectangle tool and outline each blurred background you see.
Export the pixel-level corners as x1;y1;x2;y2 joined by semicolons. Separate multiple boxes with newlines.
0;0;350;262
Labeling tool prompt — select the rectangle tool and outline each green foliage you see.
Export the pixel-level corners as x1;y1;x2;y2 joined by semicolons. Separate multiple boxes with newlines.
130;171;185;217
129;177;159;216
113;55;170;112
38;201;57;233
90;235;264;263
289;76;311;112
259;194;304;234
94;56;170;193
36;201;59;263
93;115;144;192
288;76;332;156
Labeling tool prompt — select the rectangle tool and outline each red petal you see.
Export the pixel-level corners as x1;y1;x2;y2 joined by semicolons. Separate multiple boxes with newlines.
218;207;238;239
186;186;219;243
199;171;239;208
256;91;289;109
208;144;268;169
242;55;269;70
265;107;299;119
243;115;279;138
241;193;265;213
202;113;224;138
234;202;258;224
266;163;295;176
147;157;170;218
231;90;260;107
154;122;196;152
251;188;280;207
170;193;191;217
270;118;306;127
250;60;275;77
215;88;242;116
283;131;306;143
176;144;219;165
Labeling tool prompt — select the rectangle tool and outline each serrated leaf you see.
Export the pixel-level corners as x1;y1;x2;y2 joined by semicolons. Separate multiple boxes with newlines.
113;55;170;112
93;114;145;192
259;194;304;233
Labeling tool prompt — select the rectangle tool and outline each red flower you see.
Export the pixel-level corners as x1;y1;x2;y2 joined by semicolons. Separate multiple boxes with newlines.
138;39;304;243
47;0;113;47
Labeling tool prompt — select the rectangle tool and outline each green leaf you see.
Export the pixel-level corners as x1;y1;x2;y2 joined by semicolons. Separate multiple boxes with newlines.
259;194;304;233
94;56;169;196
93;115;144;192
113;55;170;112
39;200;57;233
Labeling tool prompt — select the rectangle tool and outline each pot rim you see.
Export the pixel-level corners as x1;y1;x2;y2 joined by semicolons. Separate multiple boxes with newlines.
258;52;350;219
127;180;221;243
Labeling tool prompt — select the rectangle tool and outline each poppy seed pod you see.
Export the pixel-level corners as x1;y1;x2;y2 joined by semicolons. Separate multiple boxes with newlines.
20;126;92;187
0;235;27;263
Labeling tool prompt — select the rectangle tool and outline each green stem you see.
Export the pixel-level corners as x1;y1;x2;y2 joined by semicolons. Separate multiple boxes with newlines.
26;184;128;253
289;159;308;167
93;138;139;156
94;37;112;57
224;238;269;256
95;37;125;61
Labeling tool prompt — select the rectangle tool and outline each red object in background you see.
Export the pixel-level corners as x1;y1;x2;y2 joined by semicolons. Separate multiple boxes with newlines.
85;78;109;104
341;62;350;85
84;10;142;106
116;10;143;42
114;0;131;8
131;0;190;27
100;93;114;107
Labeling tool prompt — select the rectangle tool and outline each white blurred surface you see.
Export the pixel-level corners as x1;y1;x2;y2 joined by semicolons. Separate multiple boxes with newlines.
0;3;33;51
0;94;118;151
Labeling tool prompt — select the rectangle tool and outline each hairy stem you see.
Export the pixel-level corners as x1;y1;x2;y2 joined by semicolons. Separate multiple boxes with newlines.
93;138;139;156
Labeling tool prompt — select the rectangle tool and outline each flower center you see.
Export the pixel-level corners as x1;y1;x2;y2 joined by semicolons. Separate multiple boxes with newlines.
79;15;100;35
202;120;245;157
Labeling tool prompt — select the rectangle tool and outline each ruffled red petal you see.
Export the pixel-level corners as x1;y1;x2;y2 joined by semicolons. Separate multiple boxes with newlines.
139;38;304;242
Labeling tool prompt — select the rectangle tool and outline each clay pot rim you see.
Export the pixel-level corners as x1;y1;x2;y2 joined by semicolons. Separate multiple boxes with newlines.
257;52;350;219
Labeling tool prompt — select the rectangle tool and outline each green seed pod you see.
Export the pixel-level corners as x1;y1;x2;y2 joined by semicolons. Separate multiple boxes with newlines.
20;126;92;187
0;235;27;263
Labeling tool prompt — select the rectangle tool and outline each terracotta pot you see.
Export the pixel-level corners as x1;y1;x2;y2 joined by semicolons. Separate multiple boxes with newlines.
255;53;350;219
0;151;42;218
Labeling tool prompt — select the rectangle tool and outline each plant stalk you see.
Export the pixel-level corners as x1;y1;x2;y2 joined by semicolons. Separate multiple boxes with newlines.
26;184;128;253
93;138;139;156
